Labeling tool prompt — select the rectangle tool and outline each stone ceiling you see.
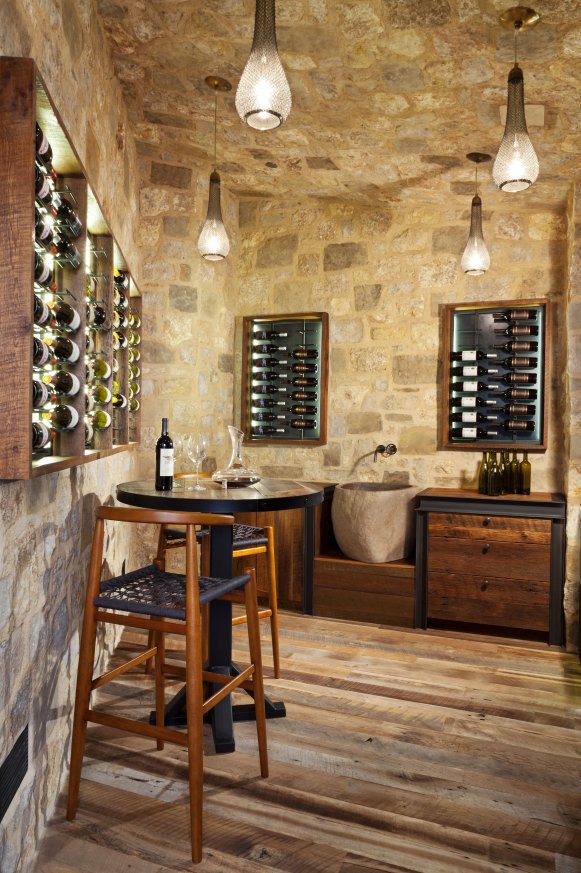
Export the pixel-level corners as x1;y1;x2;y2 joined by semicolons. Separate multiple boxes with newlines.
97;0;581;209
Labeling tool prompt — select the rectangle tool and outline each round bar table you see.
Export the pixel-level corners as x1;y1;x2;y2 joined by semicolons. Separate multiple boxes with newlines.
116;478;324;753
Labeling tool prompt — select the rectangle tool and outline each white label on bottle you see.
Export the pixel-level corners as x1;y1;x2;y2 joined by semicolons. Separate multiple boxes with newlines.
34;421;51;448
67;373;80;395
462;381;478;392
159;448;174;477
36;342;50;366
460;397;476;408
462;412;477;422
63;407;79;429
461;366;477;377
462;427;477;438
36;383;49;406
67;341;80;363
461;350;477;361
37;300;50;324
68;310;81;331
37;177;51;201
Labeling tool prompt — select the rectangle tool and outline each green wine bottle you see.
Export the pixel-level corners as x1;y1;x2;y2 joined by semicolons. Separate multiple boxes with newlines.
477;451;488;494
510;451;519;494
519;450;531;495
487;452;500;496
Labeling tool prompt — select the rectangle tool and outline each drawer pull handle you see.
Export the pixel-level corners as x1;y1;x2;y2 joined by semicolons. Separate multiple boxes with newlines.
481;579;490;591
482;517;491;527
482;543;491;554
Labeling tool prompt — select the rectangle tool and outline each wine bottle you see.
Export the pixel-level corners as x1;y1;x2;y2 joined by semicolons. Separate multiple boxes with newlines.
35;166;53;207
254;343;287;354
155;418;173;491
494;340;538;353
496;403;536;415
254;329;288;339
114;287;129;310
129;397;140;413
253;412;285;422
253;357;289;368
455;381;499;393
450;349;497;362
34;252;54;287
35;207;55;250
450;365;499;377
129;380;140;397
502;449;512;493
42;404;79;431
252;374;290;384
129;347;140;362
292;390;317;401
32;379;54;408
498;372;536;385
92;385;112;404
85;421;94;445
129;311;141;328
129;363;140;379
48;335;80;363
497;356;536;369
85;392;95;414
32;420;51;450
35;123;55;175
487;452;501;496
251;426;285;435
495;325;538;337
292;348;318;359
497;451;506;495
55;236;81;270
291;362;318;373
510;451;519;493
34;294;51;327
449;411;498;423
477;451;488;494
253;398;287;408
490;387;537;400
128;329;140;346
113;330;128;350
292;377;318;386
252;385;288;395
89;410;112;430
52;300;81;332
498;420;535;432
112;357;120;375
450;396;496;408
54;195;83;239
42;370;80;396
92;357;112;380
87;303;107;330
112;393;128;409
449;427;498;438
113;310;129;330
291;419;317;429
86;332;96;354
291;404;317;415
114;269;130;290
33;338;53;368
519;450;531;495
493;309;537;322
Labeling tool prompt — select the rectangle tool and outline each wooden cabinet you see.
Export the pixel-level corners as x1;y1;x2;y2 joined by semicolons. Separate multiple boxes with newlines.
415;489;566;644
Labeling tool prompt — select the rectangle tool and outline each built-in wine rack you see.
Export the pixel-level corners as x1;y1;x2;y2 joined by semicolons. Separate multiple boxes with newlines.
0;56;141;480
442;299;549;451
241;313;329;446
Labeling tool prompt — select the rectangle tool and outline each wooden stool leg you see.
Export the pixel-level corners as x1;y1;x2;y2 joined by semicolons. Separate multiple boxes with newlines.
154;626;166;751
185;531;204;864
265;527;281;678
147;525;169;674
244;567;269;778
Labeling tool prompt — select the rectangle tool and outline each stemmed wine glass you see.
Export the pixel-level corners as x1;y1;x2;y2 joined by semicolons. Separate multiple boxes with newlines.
186;433;208;491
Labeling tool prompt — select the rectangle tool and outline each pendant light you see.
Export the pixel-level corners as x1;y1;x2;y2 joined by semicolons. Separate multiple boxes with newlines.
197;76;231;261
493;6;540;193
235;0;291;130
461;153;491;276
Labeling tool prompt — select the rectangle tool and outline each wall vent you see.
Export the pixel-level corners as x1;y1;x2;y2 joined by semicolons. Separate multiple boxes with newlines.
0;726;28;823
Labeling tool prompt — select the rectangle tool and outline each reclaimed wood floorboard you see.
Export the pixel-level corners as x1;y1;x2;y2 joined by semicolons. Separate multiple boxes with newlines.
35;613;581;872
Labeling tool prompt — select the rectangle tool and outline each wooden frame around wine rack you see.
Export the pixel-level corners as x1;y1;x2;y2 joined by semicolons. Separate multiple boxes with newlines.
0;56;141;480
241;312;329;446
440;298;550;452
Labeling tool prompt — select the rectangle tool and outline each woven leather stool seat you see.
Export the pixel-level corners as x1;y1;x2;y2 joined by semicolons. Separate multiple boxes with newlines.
163;523;268;550
95;563;250;619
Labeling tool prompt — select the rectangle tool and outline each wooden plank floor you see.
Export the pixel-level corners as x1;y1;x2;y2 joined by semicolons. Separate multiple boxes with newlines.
36;613;581;872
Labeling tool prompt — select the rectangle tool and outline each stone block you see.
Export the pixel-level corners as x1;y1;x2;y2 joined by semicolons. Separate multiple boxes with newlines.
331;347;347;373
256;234;298;268
323;443;341;467
354;284;381;310
323;242;368;271
384;0;451;27
382;62;425;91
218;354;233;373
298;253;319;276
399;426;437;454
331;318;364;343
239;201;257;228
163;216;190;237
260;465;305;479
393;355;437;384
381;470;411;486
169;284;198;312
346;412;382;433
391;227;429;252
350;348;389;372
432;226;466;255
142;341;175;363
151;162;192;189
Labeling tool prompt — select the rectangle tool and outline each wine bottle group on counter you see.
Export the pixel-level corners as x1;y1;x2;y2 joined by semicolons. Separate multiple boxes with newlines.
478;449;531;495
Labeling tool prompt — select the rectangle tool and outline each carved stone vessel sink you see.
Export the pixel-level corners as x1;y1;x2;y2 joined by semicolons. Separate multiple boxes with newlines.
331;483;420;564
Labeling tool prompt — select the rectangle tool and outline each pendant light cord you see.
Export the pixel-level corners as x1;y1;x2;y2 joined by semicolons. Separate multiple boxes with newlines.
514;21;520;66
475;163;479;196
213;91;217;171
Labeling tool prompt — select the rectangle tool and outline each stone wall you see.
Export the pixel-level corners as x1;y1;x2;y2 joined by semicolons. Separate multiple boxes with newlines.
236;190;578;646
0;4;141;872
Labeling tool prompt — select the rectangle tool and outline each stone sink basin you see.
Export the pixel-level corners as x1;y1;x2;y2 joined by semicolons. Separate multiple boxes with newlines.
331;483;420;564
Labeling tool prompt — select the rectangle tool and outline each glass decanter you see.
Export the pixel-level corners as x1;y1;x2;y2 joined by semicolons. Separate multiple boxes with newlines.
212;425;260;487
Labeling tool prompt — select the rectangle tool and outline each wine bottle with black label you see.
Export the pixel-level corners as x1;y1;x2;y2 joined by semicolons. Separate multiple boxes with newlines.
155;417;174;491
292;348;318;359
493;309;537;322
494;340;538;353
495;325;538;337
490;387;537;400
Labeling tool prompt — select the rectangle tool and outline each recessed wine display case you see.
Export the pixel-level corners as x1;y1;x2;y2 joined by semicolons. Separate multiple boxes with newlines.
0;56;141;480
241;313;329;446
442;298;549;451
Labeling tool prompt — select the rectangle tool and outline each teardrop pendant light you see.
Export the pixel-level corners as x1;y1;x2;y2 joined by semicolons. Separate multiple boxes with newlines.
493;6;540;193
235;0;291;130
198;76;231;261
461;153;491;276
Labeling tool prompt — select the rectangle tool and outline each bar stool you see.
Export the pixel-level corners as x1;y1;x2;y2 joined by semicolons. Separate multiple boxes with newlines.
66;505;268;865
154;483;280;678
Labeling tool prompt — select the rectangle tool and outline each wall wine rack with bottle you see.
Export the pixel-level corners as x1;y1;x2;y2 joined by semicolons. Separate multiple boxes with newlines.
441;298;549;451
0;56;141;480
241;313;329;446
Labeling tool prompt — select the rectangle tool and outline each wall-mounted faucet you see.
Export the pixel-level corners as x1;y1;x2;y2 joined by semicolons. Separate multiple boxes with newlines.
374;443;397;462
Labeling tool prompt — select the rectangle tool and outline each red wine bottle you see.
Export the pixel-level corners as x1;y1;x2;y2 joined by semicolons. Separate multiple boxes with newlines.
449;427;499;438
494;340;538;353
495;325;538;337
52;300;81;332
54;195;83;239
292;349;318;359
450;365;499;377
450;396;496;408
35;206;55;250
450;349;497;361
493;309;537;322
490;388;537;400
35;166;53;206
34;294;51;326
449;411;498;423
155;418;173;491
32;420;51;450
34;253;54;287
42;370;80;396
251;425;286;435
33;338;53;368
55;236;81;270
32;379;54;409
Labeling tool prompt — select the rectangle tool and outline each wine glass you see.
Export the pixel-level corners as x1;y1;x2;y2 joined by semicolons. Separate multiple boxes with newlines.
186;433;208;491
172;434;185;490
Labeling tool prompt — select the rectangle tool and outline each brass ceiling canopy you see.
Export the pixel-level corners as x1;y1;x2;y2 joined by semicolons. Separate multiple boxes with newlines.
499;6;540;31
204;76;232;93
466;152;492;164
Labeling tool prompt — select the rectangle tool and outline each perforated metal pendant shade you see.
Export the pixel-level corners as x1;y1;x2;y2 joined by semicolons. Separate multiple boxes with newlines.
235;0;291;130
493;64;539;192
198;171;230;261
461;195;490;276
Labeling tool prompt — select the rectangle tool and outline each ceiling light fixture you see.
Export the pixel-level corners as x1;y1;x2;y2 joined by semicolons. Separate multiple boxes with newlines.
198;76;231;262
493;6;540;193
235;0;291;131
461;152;491;276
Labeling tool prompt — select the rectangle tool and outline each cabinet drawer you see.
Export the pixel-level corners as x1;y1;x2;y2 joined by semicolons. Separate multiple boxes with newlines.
428;571;550;631
428;513;551;544
428;535;550;581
